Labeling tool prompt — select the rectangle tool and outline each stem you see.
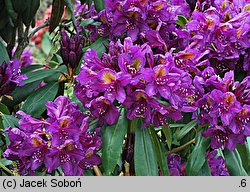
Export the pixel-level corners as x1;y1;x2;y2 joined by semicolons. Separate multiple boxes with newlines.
0;162;14;175
17;18;24;44
166;139;195;156
93;166;102;176
13;23;30;59
28;20;50;40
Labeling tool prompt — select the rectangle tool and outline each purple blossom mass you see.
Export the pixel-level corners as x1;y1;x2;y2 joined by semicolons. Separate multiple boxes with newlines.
3;96;102;176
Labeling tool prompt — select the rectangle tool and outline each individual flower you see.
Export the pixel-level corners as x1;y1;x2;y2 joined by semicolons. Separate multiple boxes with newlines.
206;150;230;176
93;69;132;103
86;96;119;126
0;59;28;96
202;125;245;150
167;153;186;176
123;90;165;127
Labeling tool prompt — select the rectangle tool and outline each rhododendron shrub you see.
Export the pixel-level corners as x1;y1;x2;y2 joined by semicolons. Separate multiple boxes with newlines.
0;0;250;176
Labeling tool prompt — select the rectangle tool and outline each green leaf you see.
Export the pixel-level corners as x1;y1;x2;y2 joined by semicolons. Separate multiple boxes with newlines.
2;80;42;107
149;127;169;176
21;82;59;118
21;64;44;74
80;18;95;27
0;158;13;166
49;0;65;33
21;0;40;27
0;40;9;64
237;143;250;175
186;134;210;176
0;103;9;115
1;114;19;129
134;119;158;176
176;119;197;140
224;149;248;176
162;126;172;149
83;37;109;57
197;160;211;176
101;109;128;175
93;0;106;12
23;69;58;84
41;32;52;56
176;14;188;27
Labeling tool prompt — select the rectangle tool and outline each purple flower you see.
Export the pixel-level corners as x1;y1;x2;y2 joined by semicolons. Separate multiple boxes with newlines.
93;69;131;103
0;59;28;96
123;90;164;127
20;50;33;67
230;105;250;136
211;90;241;126
86;96;119;126
17;111;48;134
234;76;250;105
118;38;146;78
202;125;245;150
167;153;186;176
206;150;229;176
105;0;149;41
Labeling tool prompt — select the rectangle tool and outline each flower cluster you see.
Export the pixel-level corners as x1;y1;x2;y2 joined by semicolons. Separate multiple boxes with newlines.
75;0;250;151
0;59;28;97
206;150;229;176
184;0;250;74
3;96;102;176
97;0;190;45
196;69;250;150
75;37;196;127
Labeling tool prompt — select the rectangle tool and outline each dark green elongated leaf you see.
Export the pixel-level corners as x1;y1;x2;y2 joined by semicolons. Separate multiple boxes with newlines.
101;109;128;175
149;127;169;176
94;0;106;12
0;103;9;115
83;37;109;57
22;0;40;26
21;82;59;118
49;0;65;33
176;120;197;140
224;148;248;176
1;114;19;129
186;134;210;176
162;125;172;149
2;80;42;107
23;69;58;84
197;160;211;176
21;64;44;74
134;119;158;176
237;143;250;175
0;40;9;64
